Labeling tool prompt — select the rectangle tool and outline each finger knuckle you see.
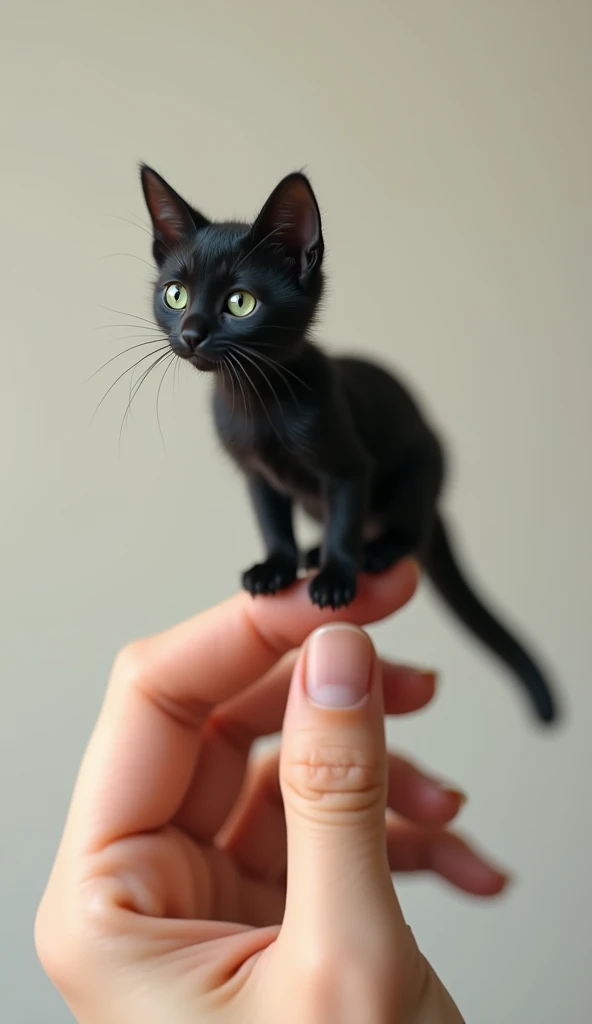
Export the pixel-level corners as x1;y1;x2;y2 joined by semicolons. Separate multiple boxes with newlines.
34;901;62;983
282;738;384;814
112;639;151;689
35;899;87;992
113;639;210;730
35;881;118;994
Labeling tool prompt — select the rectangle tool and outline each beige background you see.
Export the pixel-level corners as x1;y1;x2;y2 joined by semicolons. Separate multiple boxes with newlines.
1;1;591;1021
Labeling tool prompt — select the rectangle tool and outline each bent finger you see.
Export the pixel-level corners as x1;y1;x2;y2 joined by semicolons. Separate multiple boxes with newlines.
218;747;465;879
386;820;510;896
64;561;418;853
176;654;437;841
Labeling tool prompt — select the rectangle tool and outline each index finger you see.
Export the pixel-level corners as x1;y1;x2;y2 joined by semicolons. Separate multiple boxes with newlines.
64;561;418;852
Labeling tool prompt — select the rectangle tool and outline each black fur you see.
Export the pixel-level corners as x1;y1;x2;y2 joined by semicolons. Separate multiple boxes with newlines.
140;164;558;724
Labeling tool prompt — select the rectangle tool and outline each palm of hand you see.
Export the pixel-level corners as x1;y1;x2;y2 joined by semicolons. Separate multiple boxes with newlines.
97;684;499;966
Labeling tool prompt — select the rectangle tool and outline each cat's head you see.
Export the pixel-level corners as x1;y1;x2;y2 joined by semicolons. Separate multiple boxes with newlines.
140;165;325;374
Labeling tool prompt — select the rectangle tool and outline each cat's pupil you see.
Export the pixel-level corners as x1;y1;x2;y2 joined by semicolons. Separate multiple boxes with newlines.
236;294;244;307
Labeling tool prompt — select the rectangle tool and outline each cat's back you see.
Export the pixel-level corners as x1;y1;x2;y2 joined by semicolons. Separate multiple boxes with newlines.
334;354;424;423
332;353;439;462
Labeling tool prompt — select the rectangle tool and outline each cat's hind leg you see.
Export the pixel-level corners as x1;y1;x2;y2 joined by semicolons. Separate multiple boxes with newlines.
363;442;444;574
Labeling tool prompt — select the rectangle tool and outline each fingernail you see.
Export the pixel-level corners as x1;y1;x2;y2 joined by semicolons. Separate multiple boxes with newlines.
402;667;439;686
306;623;373;708
490;867;514;890
445;788;467;806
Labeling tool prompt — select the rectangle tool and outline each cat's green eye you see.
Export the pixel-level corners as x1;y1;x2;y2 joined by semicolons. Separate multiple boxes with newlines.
226;290;257;317
164;283;188;310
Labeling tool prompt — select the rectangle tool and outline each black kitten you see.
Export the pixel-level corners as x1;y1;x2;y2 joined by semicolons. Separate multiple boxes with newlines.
140;164;557;724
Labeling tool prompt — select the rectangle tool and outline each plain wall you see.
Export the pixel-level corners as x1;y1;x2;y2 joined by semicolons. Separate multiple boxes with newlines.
1;1;591;1021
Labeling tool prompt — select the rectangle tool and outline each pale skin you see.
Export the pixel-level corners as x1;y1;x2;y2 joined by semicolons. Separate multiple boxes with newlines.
35;560;508;1023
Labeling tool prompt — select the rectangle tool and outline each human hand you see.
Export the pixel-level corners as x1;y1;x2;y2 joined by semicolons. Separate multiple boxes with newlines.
36;561;508;1023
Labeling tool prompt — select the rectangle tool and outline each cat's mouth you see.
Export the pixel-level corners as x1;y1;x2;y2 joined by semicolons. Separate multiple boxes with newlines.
169;341;219;373
188;351;218;372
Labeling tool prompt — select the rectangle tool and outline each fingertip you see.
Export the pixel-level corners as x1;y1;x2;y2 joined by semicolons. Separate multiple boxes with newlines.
422;787;468;826
383;665;438;715
431;834;513;896
257;556;420;632
466;867;511;897
444;788;468;812
368;557;421;606
387;759;468;827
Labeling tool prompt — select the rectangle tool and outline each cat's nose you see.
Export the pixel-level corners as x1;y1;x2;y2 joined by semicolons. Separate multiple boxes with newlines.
179;318;209;355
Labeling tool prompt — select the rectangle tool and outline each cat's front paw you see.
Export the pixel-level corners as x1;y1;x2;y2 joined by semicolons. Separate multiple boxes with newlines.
242;553;298;596
309;561;357;610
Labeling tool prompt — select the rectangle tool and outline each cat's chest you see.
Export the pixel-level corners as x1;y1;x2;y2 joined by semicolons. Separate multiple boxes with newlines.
213;393;319;497
246;445;319;498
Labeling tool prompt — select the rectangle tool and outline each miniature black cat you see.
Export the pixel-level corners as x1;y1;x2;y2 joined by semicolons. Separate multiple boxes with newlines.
139;164;557;724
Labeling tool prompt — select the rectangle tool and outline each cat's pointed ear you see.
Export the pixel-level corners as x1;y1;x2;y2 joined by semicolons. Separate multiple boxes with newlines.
251;172;324;280
140;165;209;265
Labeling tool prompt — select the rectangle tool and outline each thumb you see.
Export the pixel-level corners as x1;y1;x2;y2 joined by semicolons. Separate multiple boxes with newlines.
278;623;408;959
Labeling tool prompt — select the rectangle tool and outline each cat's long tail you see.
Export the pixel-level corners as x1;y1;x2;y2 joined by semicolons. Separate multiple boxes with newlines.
424;513;558;723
